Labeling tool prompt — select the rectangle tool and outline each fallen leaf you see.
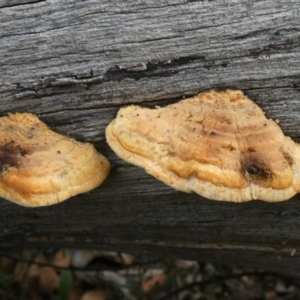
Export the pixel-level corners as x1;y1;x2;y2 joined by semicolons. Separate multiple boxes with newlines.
142;273;166;292
120;253;134;265
81;289;110;300
38;266;59;294
52;250;71;268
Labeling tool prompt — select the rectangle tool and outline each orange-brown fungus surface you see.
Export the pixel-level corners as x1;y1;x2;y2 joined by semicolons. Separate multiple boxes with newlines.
106;90;300;202
0;113;110;206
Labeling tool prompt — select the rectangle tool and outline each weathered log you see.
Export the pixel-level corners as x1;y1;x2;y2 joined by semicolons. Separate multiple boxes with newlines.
1;0;300;277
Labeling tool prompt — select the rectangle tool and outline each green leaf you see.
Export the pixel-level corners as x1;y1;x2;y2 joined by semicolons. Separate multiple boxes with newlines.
58;270;73;300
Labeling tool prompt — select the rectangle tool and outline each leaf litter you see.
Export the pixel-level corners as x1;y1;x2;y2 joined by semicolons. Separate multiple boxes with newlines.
0;249;300;299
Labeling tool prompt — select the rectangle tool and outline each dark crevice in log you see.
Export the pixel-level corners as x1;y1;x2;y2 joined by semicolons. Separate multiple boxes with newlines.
0;0;45;9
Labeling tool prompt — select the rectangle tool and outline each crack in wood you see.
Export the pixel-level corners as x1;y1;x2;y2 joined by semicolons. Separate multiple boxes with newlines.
103;55;205;82
0;0;45;9
10;235;300;257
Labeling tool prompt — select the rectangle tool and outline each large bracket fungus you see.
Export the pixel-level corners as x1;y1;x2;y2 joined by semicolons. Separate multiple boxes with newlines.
106;90;300;202
0;113;110;207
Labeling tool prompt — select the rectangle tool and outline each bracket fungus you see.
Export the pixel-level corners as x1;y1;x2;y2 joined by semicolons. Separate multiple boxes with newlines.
106;90;300;202
0;113;110;207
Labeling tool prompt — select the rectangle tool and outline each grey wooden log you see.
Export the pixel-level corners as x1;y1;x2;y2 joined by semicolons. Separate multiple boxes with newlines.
1;0;300;276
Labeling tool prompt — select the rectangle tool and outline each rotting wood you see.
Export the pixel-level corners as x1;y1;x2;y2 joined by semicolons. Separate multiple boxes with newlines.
1;0;300;277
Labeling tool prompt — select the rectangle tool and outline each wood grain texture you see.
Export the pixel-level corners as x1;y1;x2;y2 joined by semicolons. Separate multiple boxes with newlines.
1;0;300;276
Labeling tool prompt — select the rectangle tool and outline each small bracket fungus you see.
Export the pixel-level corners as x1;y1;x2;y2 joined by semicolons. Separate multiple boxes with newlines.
106;90;300;202
0;113;110;207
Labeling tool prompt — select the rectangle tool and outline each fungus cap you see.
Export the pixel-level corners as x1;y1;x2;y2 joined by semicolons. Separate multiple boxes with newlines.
0;113;110;206
106;90;300;202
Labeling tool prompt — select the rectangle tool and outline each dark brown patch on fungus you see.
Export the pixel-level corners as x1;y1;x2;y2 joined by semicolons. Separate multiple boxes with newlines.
0;141;20;172
246;164;261;176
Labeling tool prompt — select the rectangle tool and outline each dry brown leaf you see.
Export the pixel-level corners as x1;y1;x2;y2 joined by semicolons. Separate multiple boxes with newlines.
141;273;166;292
52;249;71;268
120;253;134;265
38;266;59;294
27;263;40;280
81;289;111;300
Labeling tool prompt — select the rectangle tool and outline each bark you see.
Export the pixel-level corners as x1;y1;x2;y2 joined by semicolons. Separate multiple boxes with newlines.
1;0;300;276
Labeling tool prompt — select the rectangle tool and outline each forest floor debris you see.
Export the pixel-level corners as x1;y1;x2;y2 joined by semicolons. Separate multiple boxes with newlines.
0;249;299;300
